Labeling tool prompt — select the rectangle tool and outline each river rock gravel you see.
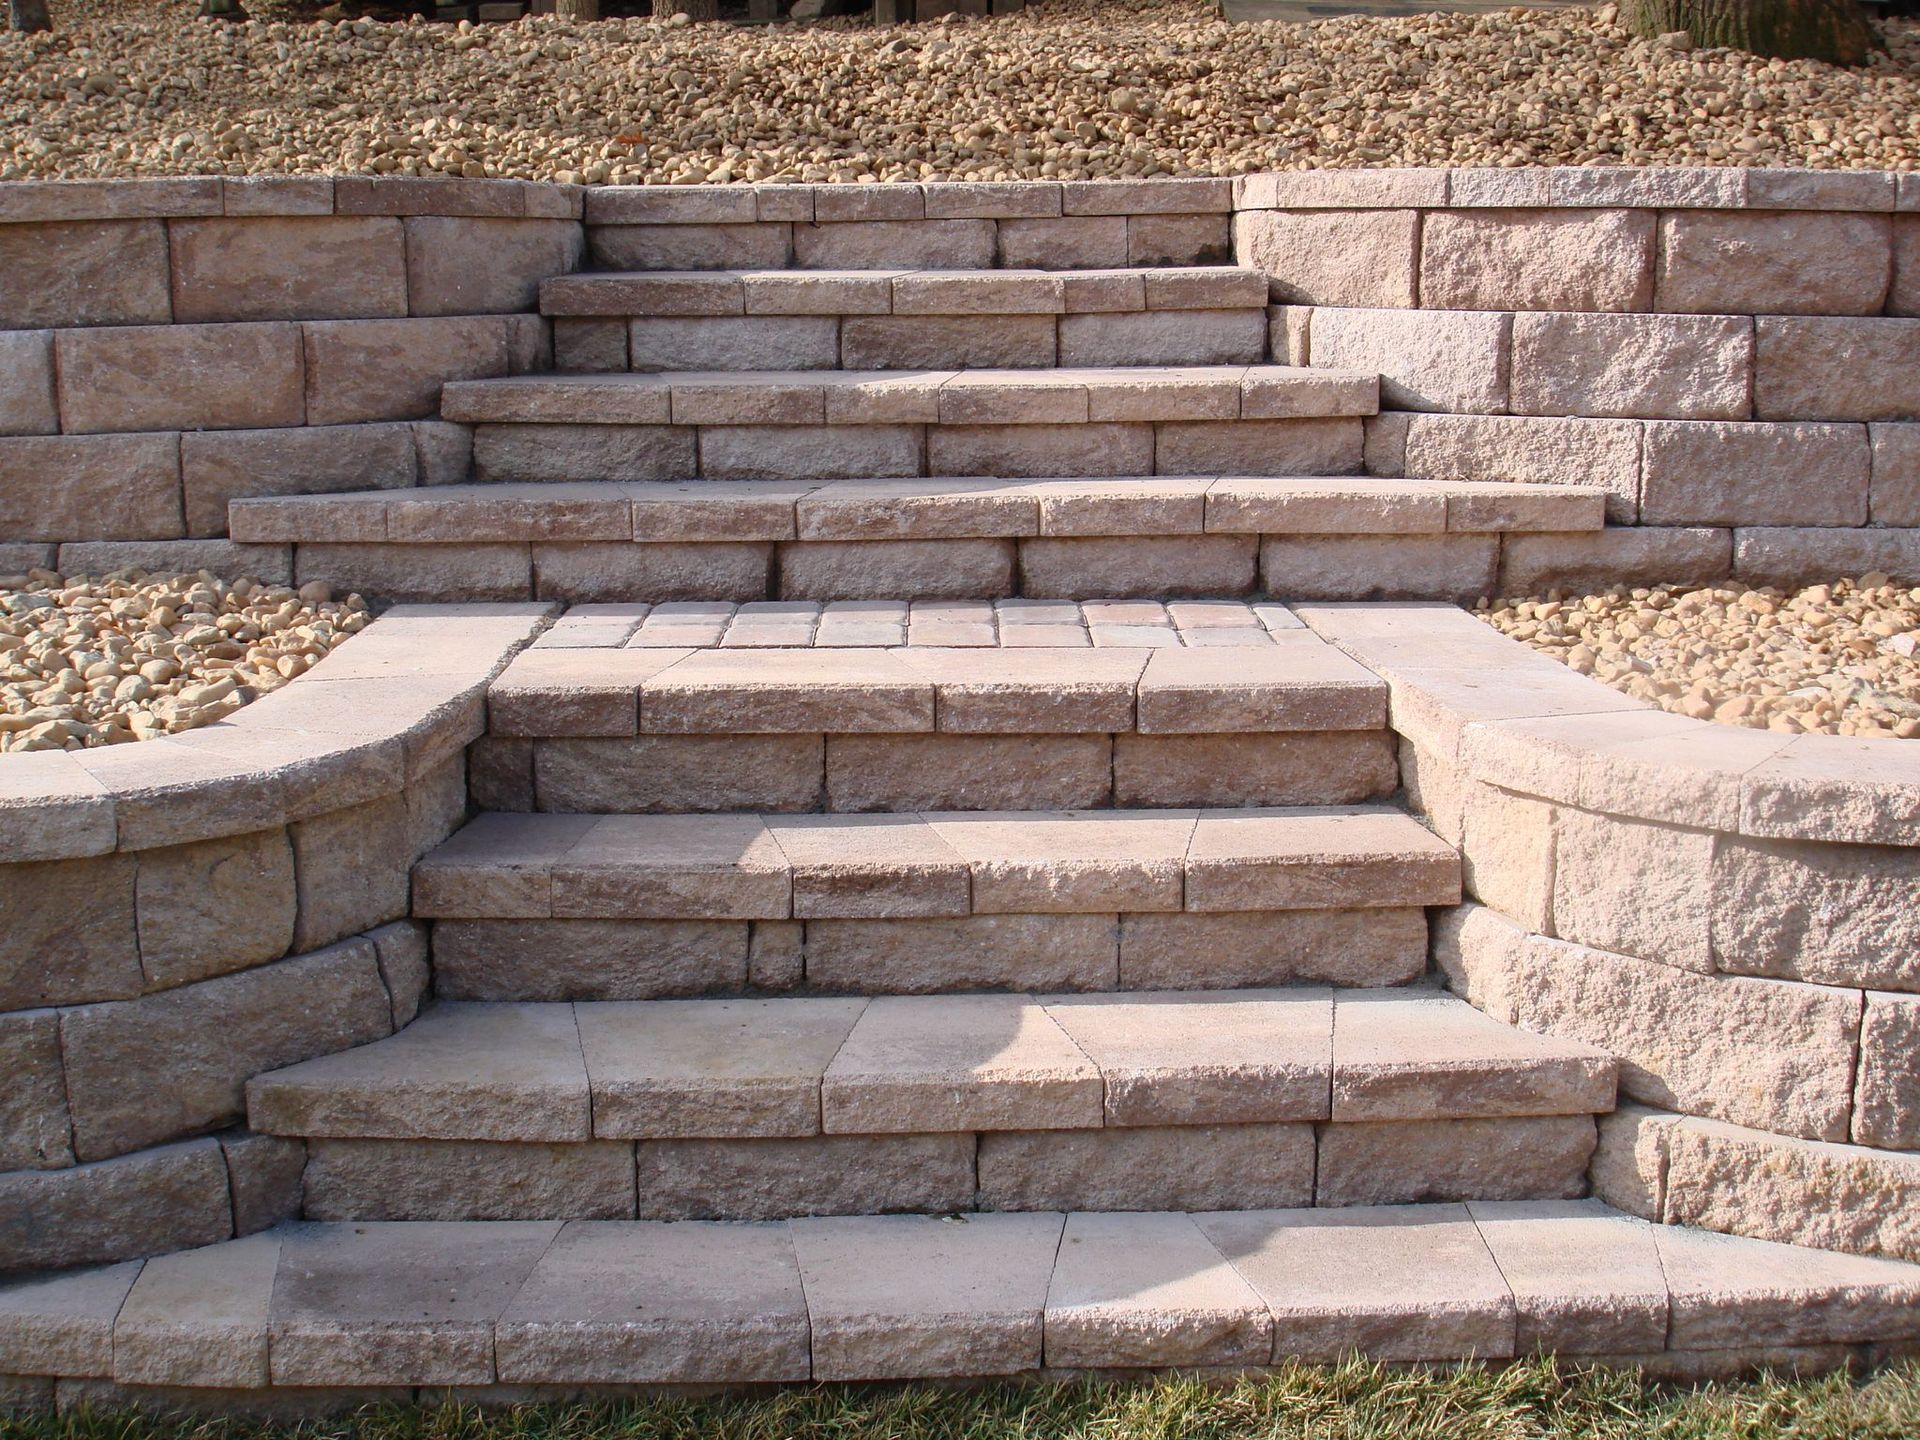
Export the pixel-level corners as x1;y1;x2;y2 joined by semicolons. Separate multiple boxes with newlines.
0;568;369;752
4;0;1920;184
1478;576;1920;739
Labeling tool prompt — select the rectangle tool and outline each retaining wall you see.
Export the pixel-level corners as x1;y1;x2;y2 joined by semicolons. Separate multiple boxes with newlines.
0;603;548;1274
1299;601;1920;1264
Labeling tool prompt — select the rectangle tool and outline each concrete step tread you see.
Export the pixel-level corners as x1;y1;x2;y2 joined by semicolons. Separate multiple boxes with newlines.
439;366;1381;427
485;624;1387;738
541;265;1272;317
11;1203;1918;1387
229;476;1606;545
244;989;1613;1143
410;806;1462;920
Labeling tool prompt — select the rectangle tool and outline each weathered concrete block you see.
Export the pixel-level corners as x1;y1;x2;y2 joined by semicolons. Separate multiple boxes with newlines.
1870;422;1920;525
0;432;183;543
290;795;413;952
1113;732;1397;808
0;1010;73;1171
780;539;1014;600
170;218;408;323
134;829;297;990
804;913;1117;994
590;223;791;271
1510;313;1752;421
303;1138;635;1221
1732;526;1920;587
1856;992;1920;1151
1551;808;1715;973
1119;907;1424;989
180;424;418;538
1711;835;1920;990
404;217;583;316
1498;527;1732;593
1020;536;1256;598
434;918;748;1002
795;219;995;269
1309;307;1510;414
473;422;693;483
303;316;517;426
0;1139;231;1275
293;542;531;603
1128;212;1231;267
533;735;823;815
631;316;841;371
1403;413;1641;522
0;332;57;438
702;424;923;481
1754;317;1920;422
1156;418;1363;476
1656;210;1892;316
1589;1102;1681;1221
635;1134;976;1221
534;541;771;604
977;1123;1312;1212
924;422;1149;478
1261;533;1498;602
1315;1115;1595;1206
826;734;1113;811
221;1131;306;1236
552;317;627;373
842;315;1055;369
1420;209;1654;312
1640;419;1870;527
1057;310;1264;368
0;853;140;1010
1232;210;1417;308
1459;782;1557;931
997;216;1127;269
56;324;306;434
0;220;170;329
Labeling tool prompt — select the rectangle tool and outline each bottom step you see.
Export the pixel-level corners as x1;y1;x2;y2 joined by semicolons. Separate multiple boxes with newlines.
4;1202;1919;1399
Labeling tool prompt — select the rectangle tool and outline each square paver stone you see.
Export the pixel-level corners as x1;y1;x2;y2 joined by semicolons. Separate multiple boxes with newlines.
269;1221;561;1386
1044;990;1334;1126
494;1220;810;1384
0;1259;142;1379
113;1233;282;1388
1466;1201;1667;1355
1044;1211;1270;1369
765;814;970;919
792;1212;1066;1379
1655;1222;1920;1350
926;810;1199;914
821;993;1103;1134
550;814;791;920
1195;1205;1516;1362
577;997;867;1139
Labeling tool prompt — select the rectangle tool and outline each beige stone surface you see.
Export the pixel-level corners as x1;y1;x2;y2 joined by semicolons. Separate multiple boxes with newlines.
782;538;1017;600
844;315;1057;369
550;813;791;921
1511;312;1753;420
133;829;297;990
640;649;931;735
269;1220;560;1387
1135;642;1384;733
827;733;1114;811
474;423;695;483
1113;732;1398;809
0;431;187;543
170;217;407;322
1183;807;1460;912
1456;782;1556;932
635;1133;976;1221
1044;1211;1268;1370
1057;310;1263;368
1872;422;1920;525
821;993;1102;1134
246;1000;589;1143
1308;306;1509;414
0;1138;233;1275
1261;533;1499;602
591;222;790;272
1019;536;1258;598
927;422;1154;479
433;918;748;1003
999;216;1128;269
57;322;305;434
0;1258;143;1380
795;219;996;269
410;811;600;920
533;734;825;814
1855;992;1920;1151
1467;1200;1668;1355
112;1233;281;1389
1710;836;1920;990
1154;417;1363;476
1656;1222;1920;1350
181;423;418;537
1315;1115;1596;1207
487;647;686;739
0;220;170;329
1118;908;1424;990
1402;413;1642;522
1196;1205;1515;1362
403;216;583;316
792;1212;1064;1380
1640;419;1869;527
1045;989;1332;1127
892;647;1144;734
927;810;1196;915
0;1010;73;1171
302;1138;635;1222
804;913;1120;994
1421;208;1654;311
977;1123;1313;1213
1232;210;1417;308
1657;210;1892;316
1588;1102;1680;1222
1754;317;1920;422
0;853;140;1010
304;316;514;426
1128;212;1230;267
495;1221;810;1384
221;1130;306;1236
0;331;57;437
767;814;970;919
1551;808;1715;972
1497;526;1732;593
290;794;413;951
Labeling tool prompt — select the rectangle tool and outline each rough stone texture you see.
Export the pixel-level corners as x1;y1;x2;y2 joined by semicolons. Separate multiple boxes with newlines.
927;422;1154;479
1019;536;1257;598
169;217;408;323
1315;1115;1596;1206
290;795;413;952
632;315;843;371
804;914;1118;994
1159;418;1365;477
1402;412;1642;523
0;1256;142;1378
827;733;1113;811
1420;209;1654;312
1128;212;1231;266
844;315;1057;369
703;424;925;482
1057;311;1264;368
1498;526;1733;593
494;1220;810;1385
1896;215;1920;317
1873;422;1920;526
0;1010;74;1170
404;217;584;315
0;220;171;329
1639;419;1870;527
1754;317;1920;422
977;1124;1314;1212
0;1138;233;1275
56;323;306;434
134;829;298;990
474;423;695;483
791;1211;1064;1380
1436;905;1862;1144
434;918;749;1002
293;541;530;604
1044;1211;1269;1370
303;316;514;426
180;424;418;539
1261;533;1498;602
1733;527;1920;588
1118;908;1426;990
591;222;791;272
1113;733;1398;809
1551;808;1715;973
1656;210;1892;316
1232;210;1417;308
1509;313;1752;420
0;331;57;437
998;216;1128;269
534;735;823;815
634;1133;976;1221
302;1139;636;1221
111;1232;281;1390
221;1131;306;1236
1589;1102;1680;1222
781;538;1016;600
0;432;185;542
1307;307;1509;413
1468;1199;1670;1356
1459;782;1556;931
1855;992;1920;1151
1710;835;1920;990
796;219;997;269
0;853;141;1010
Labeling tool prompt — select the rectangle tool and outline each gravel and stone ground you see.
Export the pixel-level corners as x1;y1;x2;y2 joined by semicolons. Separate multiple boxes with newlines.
5;0;1920;184
1478;576;1920;739
0;568;368;753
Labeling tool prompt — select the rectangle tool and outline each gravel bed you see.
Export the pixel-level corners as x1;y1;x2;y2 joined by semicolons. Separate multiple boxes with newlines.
1478;576;1920;739
0;568;369;753
5;0;1920;183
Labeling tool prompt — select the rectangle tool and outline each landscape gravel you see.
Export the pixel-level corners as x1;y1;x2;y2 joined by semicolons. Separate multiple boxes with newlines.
0;567;369;752
1478;576;1920;739
5;0;1920;184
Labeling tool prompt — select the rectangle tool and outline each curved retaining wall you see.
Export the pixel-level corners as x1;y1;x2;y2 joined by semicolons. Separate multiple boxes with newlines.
0;602;548;1274
1299;601;1920;1264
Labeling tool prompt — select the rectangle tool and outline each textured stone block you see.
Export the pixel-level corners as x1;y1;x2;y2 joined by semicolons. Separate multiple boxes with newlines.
0;1139;233;1275
1856;992;1920;1151
434;918;746;1002
290;794;413;952
1711;835;1920;990
804;913;1118;994
404;217;582;316
1421;209;1655;312
304;316;514;426
843;315;1056;369
1114;732;1397;809
998;216;1128;269
533;734;822;814
1232;210;1417;307
827;733;1113;811
1552;808;1715;972
592;222;790;272
795;219;995;269
1057;311;1263;368
635;1133;976;1221
0;1010;73;1171
779;538;1015;601
0;1257;142;1379
292;541;530;603
1119;908;1423;990
0;332;57;437
1754;317;1920;422
1403;413;1641;523
0;853;140;1010
701;424;923;481
1657;210;1892;316
1640;419;1870;527
134;828;297;990
181;424;418;538
0;220;170;329
1498;526;1732;593
1511;313;1752;420
112;1232;281;1389
1128;212;1231;267
926;422;1153;478
57;323;305;434
302;1138;634;1221
1310;306;1510;414
1156;418;1363;476
629;315;840;371
222;1130;306;1236
1733;526;1920;587
0;433;184;542
1871;422;1920;525
977;1123;1313;1213
1316;1115;1595;1206
1262;533;1498;602
1019;535;1256;598
1588;1102;1679;1221
1468;1199;1670;1356
170;217;407;322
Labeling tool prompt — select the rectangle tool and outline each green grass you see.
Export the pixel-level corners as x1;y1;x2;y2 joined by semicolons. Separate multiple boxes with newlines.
7;1359;1920;1440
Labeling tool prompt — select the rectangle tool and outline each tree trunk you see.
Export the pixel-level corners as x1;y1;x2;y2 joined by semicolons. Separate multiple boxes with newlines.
554;0;600;17
1623;0;1878;64
657;0;720;18
7;0;52;33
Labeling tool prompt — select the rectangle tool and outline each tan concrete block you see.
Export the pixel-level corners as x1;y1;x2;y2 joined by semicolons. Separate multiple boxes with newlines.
1066;177;1232;214
1155;418;1363;476
0;220;170;329
1640;418;1869;527
1421;208;1655;311
1856;992;1920;1151
489;647;686;738
181;423;417;538
842;315;1057;369
634;1133;977;1221
1871;422;1920;525
1733;526;1920;589
1128;212;1231;267
170;217;407;322
1047;988;1333;1126
928;810;1194;915
533;734;825;814
553;317;627;372
1588;1101;1679;1221
1511;313;1753;420
1115;731;1397;809
0;853;141;1010
1552;808;1716;972
56;323;305;434
792;1212;1064;1380
1118;907;1425;990
628;315;839;371
1231;210;1417;307
1458;782;1557;932
112;1233;281;1389
1186;806;1459;913
1657;210;1892;316
794;219;995;269
1315;1115;1596;1206
532;541;771;606
1019;536;1258;598
743;270;896;314
1057;311;1263;368
0;433;184;542
304;316;512;426
290;542;530;604
0;1258;143;1379
998;216;1128;269
1261;533;1499;602
1403;412;1642;523
1756;316;1920;421
302;1137;633;1222
404;217;583;316
766;814;969;920
700;423;924;481
0;1139;232;1276
1308;307;1510;414
927;422;1154;478
1468;1199;1669;1355
434;919;748;1002
590;223;790;271
410;812;614;920
1497;526;1732;593
222;1130;306;1236
924;183;1063;219
827;733;1114;811
134;828;297;990
977;1122;1313;1212
290;794;412;951
1895;214;1920;316
893;646;1144;733
0;331;57;437
0;1010;73;1171
550;814;791;921
803;913;1120;994
781;538;1016;600
641;648;931;734
1137;642;1384;733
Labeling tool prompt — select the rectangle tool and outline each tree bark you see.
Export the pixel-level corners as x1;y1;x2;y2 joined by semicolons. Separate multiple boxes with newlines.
657;0;720;18
1623;0;1878;64
554;0;600;18
7;0;52;33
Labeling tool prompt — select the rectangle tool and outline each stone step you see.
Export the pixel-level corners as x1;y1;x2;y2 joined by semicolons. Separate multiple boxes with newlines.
245;991;1613;1149
11;1204;1918;1390
539;269;1274;372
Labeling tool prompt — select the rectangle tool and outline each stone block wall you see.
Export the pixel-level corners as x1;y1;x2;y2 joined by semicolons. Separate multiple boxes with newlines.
1238;168;1920;587
0;603;548;1274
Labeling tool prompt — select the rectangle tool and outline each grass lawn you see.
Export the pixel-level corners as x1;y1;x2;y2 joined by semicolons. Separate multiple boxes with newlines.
6;1359;1920;1440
